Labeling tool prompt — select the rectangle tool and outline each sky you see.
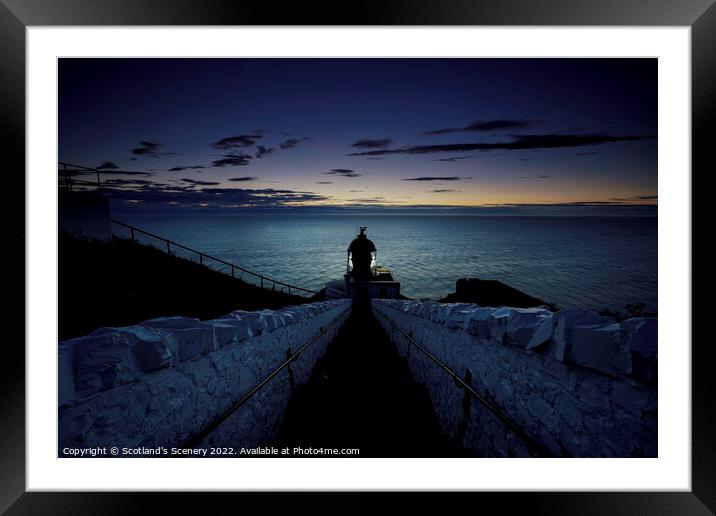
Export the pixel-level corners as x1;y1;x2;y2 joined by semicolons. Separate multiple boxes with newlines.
58;58;657;211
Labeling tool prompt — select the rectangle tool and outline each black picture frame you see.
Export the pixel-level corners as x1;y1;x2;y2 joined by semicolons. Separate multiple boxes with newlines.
2;1;712;513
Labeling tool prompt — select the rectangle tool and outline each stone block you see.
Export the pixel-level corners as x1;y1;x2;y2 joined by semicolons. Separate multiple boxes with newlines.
213;318;254;341
526;313;555;350
436;303;472;326
166;326;215;362
622;318;656;356
200;320;238;348
490;307;512;344
621;317;657;383
622;318;657;360
226;311;262;336
503;308;553;349
427;303;441;322
122;326;175;371
549;309;615;362
74;331;142;396
258;310;278;332
464;308;498;339
304;304;319;317
141;316;199;329
280;310;297;325
567;323;631;376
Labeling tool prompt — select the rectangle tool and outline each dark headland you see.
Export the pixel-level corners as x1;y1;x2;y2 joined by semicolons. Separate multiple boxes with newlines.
439;277;552;309
59;231;317;340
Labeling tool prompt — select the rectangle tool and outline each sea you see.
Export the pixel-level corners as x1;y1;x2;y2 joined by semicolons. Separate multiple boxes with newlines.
113;210;658;312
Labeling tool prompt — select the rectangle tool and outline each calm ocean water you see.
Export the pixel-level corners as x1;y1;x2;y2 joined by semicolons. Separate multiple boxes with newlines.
115;212;657;312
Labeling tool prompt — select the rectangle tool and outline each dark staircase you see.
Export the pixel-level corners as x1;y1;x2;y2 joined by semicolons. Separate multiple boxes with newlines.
274;301;467;457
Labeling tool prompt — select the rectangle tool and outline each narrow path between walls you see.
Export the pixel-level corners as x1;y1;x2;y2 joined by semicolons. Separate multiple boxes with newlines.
273;301;467;457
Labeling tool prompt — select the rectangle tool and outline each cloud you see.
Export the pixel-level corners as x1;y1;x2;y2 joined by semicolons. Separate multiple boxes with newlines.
67;178;183;193
203;187;328;206
168;165;206;172
255;145;275;158
102;178;156;187
434;156;477;163
609;195;658;201
212;134;263;150
431;189;459;193
279;136;310;149
348;133;652;157
349;197;388;204
484;200;653;207
576;152;600;156
212;153;253;167
182;178;221;186
208;134;308;166
228;176;258;182
519;175;554;179
97;161;119;170
401;176;465;181
423;119;536;136
350;138;393;149
316;181;333;184
131;141;164;158
323;168;363;178
253;137;309;158
104;185;329;208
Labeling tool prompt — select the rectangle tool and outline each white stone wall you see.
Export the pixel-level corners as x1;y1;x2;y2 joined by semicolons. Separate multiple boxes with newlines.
373;299;657;457
58;299;351;454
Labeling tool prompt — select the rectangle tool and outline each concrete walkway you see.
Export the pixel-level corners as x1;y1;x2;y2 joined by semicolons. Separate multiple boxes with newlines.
274;301;466;457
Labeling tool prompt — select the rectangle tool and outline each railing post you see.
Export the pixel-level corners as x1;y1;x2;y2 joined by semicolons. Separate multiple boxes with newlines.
166;240;171;255
199;253;203;265
456;369;473;444
260;277;264;289
288;285;292;295
231;265;234;277
62;163;70;190
406;326;412;357
286;347;295;393
130;227;135;241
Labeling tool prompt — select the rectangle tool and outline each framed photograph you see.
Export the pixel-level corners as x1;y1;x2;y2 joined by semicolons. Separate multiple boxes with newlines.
3;0;712;513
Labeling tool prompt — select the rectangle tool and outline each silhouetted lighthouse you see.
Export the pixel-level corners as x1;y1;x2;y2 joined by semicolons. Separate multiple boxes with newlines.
325;226;400;300
347;226;375;280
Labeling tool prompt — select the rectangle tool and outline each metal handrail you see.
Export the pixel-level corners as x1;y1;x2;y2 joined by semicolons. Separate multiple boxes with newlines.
59;161;101;172
58;162;102;192
374;309;554;457
179;311;346;449
110;218;319;296
58;161;151;191
58;161;318;295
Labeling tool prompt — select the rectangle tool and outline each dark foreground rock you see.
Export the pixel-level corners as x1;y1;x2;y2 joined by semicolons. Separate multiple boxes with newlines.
439;277;550;309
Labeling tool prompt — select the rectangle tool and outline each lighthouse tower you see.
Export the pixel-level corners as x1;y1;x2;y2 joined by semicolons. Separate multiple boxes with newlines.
347;226;375;280
325;227;400;300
